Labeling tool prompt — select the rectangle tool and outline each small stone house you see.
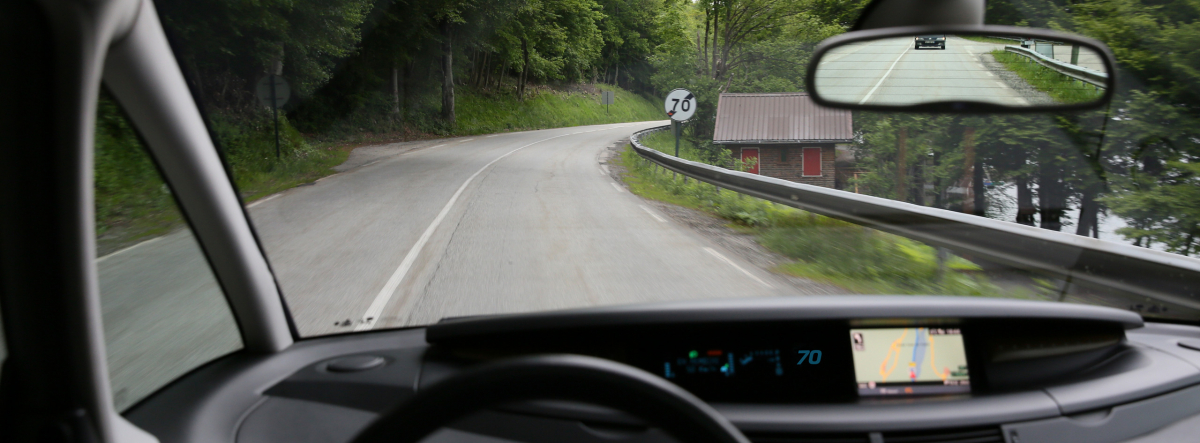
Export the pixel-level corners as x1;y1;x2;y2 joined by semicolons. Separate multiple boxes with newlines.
712;93;854;189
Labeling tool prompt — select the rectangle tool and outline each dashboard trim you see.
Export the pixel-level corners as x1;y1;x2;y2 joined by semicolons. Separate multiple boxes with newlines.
429;297;1144;343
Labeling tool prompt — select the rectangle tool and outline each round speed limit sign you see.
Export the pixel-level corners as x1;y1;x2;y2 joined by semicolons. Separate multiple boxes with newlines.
664;88;696;121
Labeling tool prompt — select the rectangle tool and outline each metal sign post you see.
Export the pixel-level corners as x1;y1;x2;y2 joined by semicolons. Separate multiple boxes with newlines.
601;91;615;115
256;75;292;160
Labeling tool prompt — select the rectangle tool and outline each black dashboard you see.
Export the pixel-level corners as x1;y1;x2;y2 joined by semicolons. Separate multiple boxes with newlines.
127;296;1200;443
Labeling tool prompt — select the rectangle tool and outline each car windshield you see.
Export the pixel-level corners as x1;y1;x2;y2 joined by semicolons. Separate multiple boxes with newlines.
98;0;1200;338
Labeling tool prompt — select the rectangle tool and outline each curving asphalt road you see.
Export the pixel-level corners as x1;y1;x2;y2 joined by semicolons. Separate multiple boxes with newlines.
96;121;826;409
814;36;1029;106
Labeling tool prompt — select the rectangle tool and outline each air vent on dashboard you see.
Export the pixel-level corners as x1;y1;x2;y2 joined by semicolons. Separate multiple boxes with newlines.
881;426;1004;443
744;432;869;443
745;427;1003;443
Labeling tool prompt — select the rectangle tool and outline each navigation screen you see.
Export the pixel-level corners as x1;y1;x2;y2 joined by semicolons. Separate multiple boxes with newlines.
850;328;970;396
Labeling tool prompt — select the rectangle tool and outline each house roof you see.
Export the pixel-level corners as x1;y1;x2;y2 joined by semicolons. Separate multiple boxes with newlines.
713;93;853;144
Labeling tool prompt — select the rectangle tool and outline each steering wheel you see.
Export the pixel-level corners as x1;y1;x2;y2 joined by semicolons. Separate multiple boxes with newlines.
351;354;751;443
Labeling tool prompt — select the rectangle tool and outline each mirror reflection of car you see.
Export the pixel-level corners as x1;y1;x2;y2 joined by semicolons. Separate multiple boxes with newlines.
915;34;946;50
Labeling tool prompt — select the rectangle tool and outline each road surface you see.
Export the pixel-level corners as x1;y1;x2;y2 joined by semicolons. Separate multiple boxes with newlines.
96;121;820;409
814;36;1029;106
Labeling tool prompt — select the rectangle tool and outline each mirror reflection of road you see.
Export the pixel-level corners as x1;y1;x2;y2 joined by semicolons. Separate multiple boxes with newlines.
816;36;1029;106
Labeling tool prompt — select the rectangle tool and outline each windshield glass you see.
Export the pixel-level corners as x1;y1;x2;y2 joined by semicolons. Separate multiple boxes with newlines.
131;0;1200;336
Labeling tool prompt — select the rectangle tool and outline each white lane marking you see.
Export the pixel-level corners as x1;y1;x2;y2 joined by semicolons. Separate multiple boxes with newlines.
486;134;499;138
355;128;610;331
426;144;447;151
461;139;474;143
610;182;625;193
986;71;995;76
97;236;164;264
860;47;910;105
704;247;772;289
996;81;1008;88
598;167;606;176
640;205;667;222
247;193;282;208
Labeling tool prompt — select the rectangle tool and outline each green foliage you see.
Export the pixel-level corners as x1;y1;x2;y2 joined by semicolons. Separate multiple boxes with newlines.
158;0;373;103
94;96;182;252
94;98;348;252
456;85;662;134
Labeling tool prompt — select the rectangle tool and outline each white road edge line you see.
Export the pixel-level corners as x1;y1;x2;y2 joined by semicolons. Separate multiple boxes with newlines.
354;129;592;331
704;247;772;289
97;236;164;264
610;182;625;193
247;193;282;208
859;47;909;105
640;205;666;222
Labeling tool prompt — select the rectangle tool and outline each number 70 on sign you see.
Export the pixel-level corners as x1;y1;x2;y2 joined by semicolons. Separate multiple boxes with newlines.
664;88;697;121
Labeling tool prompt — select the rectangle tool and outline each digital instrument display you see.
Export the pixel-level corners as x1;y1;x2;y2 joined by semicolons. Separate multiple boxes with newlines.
649;324;857;402
663;348;786;379
850;327;970;396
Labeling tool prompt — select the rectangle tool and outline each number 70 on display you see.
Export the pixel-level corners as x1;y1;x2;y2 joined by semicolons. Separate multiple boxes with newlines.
796;350;822;365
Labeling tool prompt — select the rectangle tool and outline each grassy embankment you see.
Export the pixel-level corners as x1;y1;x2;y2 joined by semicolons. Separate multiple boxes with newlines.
619;131;1036;297
991;50;1106;104
95;84;662;254
958;35;1022;45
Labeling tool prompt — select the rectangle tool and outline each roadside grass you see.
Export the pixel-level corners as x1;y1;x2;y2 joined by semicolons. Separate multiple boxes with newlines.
456;84;662;135
958;35;1020;45
992;50;1105;104
615;141;1039;298
95;99;349;255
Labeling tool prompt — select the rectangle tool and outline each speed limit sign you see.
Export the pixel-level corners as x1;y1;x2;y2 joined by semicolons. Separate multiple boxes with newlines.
664;88;696;121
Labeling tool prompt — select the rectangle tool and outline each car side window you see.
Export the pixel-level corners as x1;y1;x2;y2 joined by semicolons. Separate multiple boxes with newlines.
94;93;243;411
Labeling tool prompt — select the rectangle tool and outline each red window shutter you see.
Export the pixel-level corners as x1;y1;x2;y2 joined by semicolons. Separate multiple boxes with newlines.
803;147;822;177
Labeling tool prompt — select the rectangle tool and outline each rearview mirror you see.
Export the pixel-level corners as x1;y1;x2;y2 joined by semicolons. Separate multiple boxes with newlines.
805;26;1116;112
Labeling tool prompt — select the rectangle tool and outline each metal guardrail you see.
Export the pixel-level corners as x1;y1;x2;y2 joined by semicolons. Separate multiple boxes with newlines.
1004;44;1108;88
630;126;1200;309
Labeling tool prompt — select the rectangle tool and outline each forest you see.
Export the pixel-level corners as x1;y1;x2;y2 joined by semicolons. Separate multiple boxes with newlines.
97;0;1199;257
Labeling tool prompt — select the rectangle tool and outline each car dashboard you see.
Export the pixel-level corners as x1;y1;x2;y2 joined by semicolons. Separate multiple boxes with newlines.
126;297;1200;443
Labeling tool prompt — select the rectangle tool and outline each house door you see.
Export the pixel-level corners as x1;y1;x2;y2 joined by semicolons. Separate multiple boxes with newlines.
803;147;823;177
741;148;759;174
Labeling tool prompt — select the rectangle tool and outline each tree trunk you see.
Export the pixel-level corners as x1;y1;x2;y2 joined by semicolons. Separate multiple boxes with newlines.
711;4;719;78
896;128;907;202
441;20;455;124
1075;187;1100;237
703;8;711;76
1038;156;1066;231
1016;176;1036;226
519;36;530;100
391;62;400;116
1185;225;1197;256
500;59;509;91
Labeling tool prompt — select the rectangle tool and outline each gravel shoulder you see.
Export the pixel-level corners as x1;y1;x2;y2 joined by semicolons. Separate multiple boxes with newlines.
601;140;848;296
333;137;472;172
980;52;1057;106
